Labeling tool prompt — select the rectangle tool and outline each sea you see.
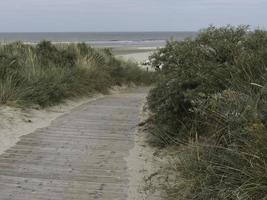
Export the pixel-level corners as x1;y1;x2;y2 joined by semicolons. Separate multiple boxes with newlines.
0;32;197;48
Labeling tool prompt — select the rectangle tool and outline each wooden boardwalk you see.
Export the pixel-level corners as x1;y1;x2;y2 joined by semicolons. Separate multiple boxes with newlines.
0;88;148;200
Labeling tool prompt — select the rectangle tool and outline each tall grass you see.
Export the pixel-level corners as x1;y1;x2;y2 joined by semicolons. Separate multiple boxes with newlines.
147;26;267;199
0;41;154;107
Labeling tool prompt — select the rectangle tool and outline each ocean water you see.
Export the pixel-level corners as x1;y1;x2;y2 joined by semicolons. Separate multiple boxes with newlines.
0;32;197;47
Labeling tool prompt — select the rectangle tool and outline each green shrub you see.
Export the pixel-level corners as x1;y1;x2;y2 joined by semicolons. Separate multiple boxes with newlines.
148;25;267;144
147;25;267;199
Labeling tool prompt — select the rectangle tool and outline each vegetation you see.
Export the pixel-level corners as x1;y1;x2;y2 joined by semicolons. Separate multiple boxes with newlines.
147;25;267;199
0;41;153;107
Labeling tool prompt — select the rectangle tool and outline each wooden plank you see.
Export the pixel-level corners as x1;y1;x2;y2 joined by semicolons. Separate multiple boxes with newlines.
0;87;148;200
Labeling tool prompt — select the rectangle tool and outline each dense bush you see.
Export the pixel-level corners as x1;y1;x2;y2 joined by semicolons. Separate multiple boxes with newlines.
147;26;267;199
0;41;153;107
148;25;267;144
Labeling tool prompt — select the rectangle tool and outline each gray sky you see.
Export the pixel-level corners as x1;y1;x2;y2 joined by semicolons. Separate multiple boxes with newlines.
0;0;266;32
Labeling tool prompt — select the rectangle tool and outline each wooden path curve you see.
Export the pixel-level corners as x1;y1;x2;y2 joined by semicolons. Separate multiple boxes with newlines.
0;87;148;200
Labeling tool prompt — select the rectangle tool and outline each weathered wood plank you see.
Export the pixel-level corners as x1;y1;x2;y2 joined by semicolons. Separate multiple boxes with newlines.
0;88;148;200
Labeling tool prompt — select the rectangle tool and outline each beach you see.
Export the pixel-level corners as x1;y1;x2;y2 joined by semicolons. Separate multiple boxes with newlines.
113;46;158;72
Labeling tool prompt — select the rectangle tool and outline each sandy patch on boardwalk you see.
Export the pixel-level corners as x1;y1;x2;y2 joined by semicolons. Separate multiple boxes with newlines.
0;95;103;155
127;102;164;200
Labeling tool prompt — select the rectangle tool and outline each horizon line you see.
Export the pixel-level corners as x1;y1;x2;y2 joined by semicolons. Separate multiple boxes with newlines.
0;31;198;33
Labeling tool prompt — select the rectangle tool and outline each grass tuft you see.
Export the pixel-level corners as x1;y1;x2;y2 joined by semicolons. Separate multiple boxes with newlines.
0;41;154;107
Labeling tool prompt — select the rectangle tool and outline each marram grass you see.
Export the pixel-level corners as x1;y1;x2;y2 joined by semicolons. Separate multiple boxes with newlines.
0;41;154;107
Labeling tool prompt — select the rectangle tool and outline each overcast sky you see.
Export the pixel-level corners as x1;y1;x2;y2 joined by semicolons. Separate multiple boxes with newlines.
0;0;266;32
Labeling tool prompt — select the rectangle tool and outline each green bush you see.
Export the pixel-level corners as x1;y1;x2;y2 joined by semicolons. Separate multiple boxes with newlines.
148;25;267;144
147;25;267;199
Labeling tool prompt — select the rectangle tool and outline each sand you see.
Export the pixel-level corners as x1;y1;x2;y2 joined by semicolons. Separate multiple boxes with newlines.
127;102;163;200
126;96;174;200
117;48;162;200
115;47;156;71
119;51;153;63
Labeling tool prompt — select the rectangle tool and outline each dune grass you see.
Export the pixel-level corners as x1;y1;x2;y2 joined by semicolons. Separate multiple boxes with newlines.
146;25;267;199
0;41;154;107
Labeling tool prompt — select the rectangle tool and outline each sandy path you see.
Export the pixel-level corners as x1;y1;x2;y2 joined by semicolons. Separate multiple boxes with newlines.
0;87;149;200
127;103;162;200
